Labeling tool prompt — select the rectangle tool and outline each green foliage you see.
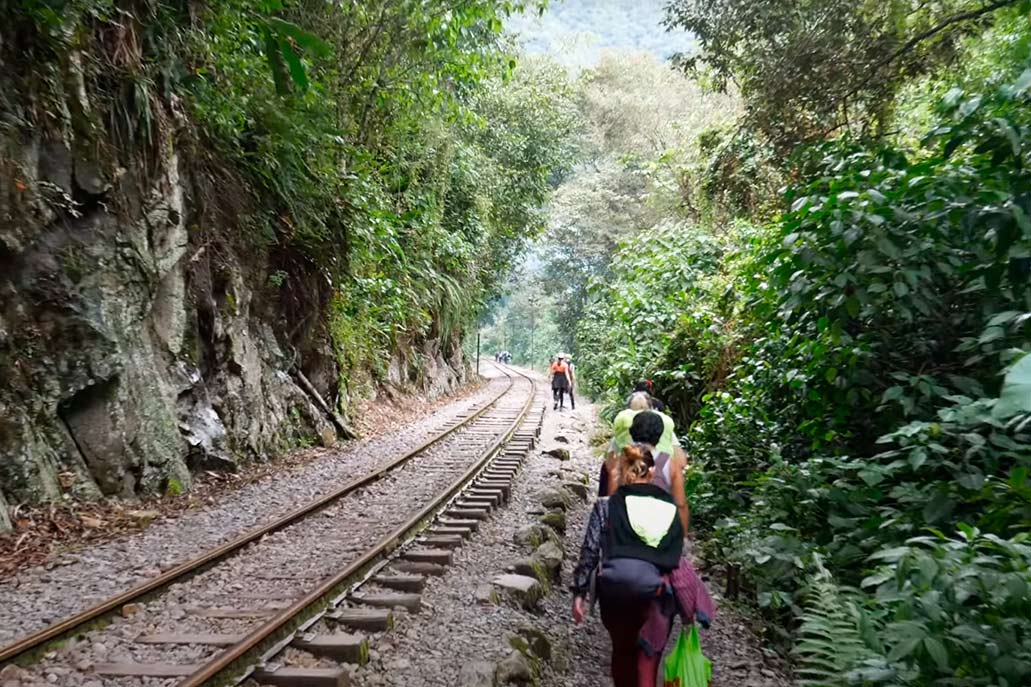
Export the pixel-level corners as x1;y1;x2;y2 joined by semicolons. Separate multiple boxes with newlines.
481;268;564;371
665;0;1028;148
862;527;1031;684
995;353;1031;418
534;53;738;356
5;0;574;404
894;7;1031;143
574;220;734;419
165;476;184;497
794;561;884;686
576;62;1031;686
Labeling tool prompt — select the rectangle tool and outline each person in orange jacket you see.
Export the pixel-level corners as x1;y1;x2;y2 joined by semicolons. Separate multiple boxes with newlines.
550;355;571;410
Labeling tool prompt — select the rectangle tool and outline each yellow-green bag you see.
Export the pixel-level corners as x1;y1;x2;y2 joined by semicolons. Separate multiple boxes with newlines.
663;624;712;687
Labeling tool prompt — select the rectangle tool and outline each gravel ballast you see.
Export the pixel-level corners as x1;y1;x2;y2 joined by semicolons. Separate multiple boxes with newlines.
341;372;791;687
9;371;534;687
0;371;506;648
3;366;793;687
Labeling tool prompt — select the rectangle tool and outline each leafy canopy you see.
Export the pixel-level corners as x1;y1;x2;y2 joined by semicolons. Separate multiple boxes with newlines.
666;0;1028;147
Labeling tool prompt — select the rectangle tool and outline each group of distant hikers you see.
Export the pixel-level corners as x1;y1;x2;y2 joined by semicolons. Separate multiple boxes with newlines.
560;377;714;687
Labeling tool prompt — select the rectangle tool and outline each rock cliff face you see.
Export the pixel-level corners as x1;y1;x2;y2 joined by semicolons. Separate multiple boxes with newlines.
0;130;465;530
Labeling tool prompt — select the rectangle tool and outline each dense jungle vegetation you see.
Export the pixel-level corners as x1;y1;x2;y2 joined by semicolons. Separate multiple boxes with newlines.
2;0;578;398
7;0;1031;681
502;1;1031;684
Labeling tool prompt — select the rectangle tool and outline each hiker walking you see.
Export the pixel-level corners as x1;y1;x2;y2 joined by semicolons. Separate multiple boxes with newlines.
550;354;571;410
563;354;577;410
571;443;713;687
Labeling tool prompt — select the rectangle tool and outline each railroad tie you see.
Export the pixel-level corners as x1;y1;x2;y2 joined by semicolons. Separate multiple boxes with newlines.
354;592;422;613
135;633;246;646
418;534;465;549
455;497;495;511
425;525;473;539
390;561;448;576
462;491;501;506
401;548;453;566
438;517;480;531
252;666;350;687
474;481;511;499
292;632;369;664
185;607;279;619
94;663;200;677
492;456;523;466
373;573;427;592
447;507;490;520
327;608;394;632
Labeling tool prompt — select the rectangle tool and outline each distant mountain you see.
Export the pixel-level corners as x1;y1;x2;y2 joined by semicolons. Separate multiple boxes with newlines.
508;0;697;68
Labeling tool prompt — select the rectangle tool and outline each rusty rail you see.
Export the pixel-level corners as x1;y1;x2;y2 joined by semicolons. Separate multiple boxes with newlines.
178;362;538;687
0;363;517;666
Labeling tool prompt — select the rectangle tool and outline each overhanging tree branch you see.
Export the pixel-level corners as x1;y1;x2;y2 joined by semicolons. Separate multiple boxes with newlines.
849;0;1021;101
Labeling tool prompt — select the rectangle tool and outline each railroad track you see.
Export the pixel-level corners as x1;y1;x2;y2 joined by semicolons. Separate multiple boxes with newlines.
1;362;544;687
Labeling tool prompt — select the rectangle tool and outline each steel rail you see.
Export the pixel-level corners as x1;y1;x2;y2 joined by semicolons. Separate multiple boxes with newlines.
177;363;538;687
0;364;517;666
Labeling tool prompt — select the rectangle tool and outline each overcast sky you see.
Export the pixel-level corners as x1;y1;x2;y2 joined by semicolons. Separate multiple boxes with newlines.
507;0;697;69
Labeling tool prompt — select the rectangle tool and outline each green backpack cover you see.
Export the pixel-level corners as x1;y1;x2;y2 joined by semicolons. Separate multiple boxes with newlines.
663;624;712;687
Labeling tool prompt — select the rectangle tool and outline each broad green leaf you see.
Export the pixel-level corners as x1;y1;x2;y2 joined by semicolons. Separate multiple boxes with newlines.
1014;67;1031;95
279;39;309;91
955;471;985;490
923;637;949;671
266;17;331;56
861;570;893;588
887;636;922;662
264;28;290;95
922;492;955;523
993;354;1031;419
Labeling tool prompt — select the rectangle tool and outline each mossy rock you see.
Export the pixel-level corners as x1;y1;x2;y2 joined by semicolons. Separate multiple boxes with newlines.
513;524;559;551
532;540;563;580
539;509;566;534
515;625;552;662
538;487;571;511
561;480;589;501
511;558;553;590
492;574;545;610
495;650;536;685
543;447;571;461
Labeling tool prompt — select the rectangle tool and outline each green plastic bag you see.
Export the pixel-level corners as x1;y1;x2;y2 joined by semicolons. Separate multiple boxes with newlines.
663;624;712;687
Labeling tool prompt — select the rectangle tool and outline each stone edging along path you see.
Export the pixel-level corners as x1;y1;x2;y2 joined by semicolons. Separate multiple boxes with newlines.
341;381;792;687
